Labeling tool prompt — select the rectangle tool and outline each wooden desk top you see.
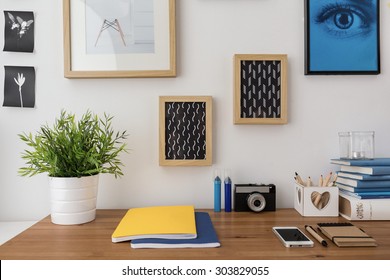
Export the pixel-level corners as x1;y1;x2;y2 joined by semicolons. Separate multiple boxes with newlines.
0;209;389;260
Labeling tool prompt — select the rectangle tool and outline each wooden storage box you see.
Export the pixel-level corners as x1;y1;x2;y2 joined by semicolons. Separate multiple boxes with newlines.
294;182;339;217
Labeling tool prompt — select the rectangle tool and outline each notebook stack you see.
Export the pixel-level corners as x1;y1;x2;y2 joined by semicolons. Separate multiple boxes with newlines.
331;158;390;220
111;205;221;248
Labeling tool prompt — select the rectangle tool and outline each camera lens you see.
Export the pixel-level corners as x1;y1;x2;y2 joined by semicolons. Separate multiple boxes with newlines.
247;193;266;212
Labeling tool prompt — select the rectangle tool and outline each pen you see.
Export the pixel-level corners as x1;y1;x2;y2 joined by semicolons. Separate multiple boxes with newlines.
305;225;328;247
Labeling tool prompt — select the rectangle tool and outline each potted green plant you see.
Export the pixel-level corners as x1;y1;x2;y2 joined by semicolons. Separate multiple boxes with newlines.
18;110;128;225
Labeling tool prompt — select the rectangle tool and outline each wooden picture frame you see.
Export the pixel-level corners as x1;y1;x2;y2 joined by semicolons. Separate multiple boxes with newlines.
234;54;288;124
63;0;176;78
159;96;212;166
304;0;380;75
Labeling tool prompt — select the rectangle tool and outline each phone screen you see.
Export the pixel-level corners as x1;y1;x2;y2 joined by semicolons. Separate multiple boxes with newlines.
274;228;310;242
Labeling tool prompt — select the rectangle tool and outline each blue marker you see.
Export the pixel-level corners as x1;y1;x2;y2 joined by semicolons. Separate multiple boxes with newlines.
214;176;221;212
224;176;232;212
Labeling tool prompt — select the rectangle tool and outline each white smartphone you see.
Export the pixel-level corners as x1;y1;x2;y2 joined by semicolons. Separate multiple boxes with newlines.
272;227;314;247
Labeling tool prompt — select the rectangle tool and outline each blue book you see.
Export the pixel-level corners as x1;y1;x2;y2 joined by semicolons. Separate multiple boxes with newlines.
336;177;390;188
340;165;390;176
337;172;390;181
340;189;390;199
331;158;390;166
337;183;390;193
130;212;221;249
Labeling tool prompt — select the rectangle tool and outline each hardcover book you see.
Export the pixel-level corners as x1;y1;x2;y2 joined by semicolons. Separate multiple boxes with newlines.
331;158;390;166
336;177;390;188
340;165;390;176
337;172;390;181
337;183;390;193
339;189;390;199
339;192;390;220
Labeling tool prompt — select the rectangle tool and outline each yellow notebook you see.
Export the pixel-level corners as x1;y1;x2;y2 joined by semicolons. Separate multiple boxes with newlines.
112;205;197;243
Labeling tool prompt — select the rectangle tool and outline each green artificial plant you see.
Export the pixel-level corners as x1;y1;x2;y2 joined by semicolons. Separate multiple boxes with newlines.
19;110;128;178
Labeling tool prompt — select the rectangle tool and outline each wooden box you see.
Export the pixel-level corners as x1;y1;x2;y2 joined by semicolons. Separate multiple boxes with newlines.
294;182;339;217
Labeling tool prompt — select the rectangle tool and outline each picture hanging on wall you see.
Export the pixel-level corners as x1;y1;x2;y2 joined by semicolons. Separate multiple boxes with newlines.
234;54;288;125
159;96;212;166
304;0;380;75
63;0;176;78
3;11;34;53
3;66;35;108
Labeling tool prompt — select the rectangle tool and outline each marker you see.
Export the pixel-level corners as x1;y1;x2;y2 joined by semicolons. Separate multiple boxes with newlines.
305;225;328;247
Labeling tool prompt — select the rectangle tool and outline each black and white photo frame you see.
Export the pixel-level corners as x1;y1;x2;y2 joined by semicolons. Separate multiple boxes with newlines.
159;96;213;166
3;11;35;53
3;66;36;108
234;54;288;125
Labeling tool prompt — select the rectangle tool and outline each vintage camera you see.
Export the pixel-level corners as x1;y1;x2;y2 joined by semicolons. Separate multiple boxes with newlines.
234;184;276;212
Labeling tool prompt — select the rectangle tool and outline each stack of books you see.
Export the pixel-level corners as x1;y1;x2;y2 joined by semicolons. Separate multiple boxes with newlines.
331;158;390;220
111;205;221;248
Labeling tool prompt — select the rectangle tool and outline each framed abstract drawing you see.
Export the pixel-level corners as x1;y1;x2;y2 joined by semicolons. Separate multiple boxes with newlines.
234;54;288;125
304;0;380;75
63;0;176;78
159;96;212;166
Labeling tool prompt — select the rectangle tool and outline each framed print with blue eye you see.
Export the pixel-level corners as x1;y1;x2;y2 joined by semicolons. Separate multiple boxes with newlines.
304;0;380;75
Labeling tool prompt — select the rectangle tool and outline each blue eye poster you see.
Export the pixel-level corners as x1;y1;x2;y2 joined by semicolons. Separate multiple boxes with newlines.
304;0;380;75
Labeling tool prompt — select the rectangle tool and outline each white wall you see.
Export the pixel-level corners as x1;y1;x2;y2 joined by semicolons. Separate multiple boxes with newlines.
1;0;390;221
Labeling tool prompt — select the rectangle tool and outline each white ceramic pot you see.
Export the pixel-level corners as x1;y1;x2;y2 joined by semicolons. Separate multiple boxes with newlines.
48;174;99;225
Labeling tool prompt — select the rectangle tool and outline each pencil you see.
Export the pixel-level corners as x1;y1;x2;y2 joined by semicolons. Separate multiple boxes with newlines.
313;192;322;207
306;176;313;187
318;175;323;187
295;172;304;185
323;172;332;187
328;173;338;187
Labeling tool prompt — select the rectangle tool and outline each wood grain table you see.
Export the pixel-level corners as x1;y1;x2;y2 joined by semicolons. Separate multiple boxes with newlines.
1;209;389;260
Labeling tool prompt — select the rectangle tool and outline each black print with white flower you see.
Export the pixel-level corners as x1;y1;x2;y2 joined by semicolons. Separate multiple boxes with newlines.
3;11;35;52
3;66;35;108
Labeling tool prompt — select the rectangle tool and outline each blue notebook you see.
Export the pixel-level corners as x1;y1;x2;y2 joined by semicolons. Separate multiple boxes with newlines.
331;158;390;166
337;183;390;193
340;165;390;175
337;172;390;181
340;189;390;199
131;212;220;249
336;177;390;188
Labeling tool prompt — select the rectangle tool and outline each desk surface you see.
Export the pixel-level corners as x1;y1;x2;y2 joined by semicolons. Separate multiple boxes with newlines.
0;209;389;260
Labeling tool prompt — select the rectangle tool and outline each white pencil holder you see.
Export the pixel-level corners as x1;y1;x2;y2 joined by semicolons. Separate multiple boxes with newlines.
294;182;339;217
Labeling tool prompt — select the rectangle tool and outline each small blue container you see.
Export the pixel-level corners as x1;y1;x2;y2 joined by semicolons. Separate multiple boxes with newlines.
224;177;232;212
214;176;221;212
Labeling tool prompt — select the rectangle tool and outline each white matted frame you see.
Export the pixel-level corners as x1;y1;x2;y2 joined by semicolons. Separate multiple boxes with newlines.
63;0;176;78
234;54;288;124
159;96;213;166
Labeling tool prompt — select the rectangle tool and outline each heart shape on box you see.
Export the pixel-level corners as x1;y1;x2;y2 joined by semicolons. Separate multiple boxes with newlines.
311;191;330;210
297;188;302;205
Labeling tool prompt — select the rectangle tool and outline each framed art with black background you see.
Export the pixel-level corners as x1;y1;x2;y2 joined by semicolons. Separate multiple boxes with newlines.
234;54;287;125
159;96;212;166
